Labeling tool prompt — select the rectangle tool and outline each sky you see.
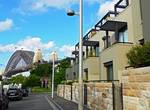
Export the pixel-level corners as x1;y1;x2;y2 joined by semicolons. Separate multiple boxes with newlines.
0;0;118;75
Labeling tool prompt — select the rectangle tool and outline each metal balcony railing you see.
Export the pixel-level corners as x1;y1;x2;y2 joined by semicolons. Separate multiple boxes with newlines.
95;11;117;30
114;0;129;16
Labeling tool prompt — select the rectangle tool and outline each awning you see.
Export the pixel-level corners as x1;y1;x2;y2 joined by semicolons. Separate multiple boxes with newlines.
100;20;127;31
83;41;99;46
72;50;79;55
76;41;99;47
72;50;85;55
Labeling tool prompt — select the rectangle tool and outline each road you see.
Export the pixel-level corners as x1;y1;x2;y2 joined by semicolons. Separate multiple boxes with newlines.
8;93;54;110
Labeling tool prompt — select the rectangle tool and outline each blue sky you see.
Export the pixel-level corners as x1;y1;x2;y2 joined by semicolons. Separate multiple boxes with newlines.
0;0;117;72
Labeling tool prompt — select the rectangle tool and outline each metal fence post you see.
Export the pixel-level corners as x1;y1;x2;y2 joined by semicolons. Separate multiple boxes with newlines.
112;82;115;110
71;83;72;100
121;83;123;110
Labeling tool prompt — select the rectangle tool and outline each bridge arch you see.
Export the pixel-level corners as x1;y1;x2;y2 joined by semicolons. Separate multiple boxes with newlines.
4;50;34;77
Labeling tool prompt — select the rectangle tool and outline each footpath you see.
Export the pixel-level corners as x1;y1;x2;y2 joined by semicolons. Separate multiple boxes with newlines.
48;94;89;110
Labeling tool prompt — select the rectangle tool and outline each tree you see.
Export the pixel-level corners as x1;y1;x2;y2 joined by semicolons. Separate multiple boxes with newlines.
30;63;52;77
54;58;71;84
8;74;41;87
126;42;150;67
9;74;26;85
24;74;40;87
29;58;71;86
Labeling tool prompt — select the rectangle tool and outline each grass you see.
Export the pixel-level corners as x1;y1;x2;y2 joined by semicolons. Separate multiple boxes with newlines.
32;86;51;93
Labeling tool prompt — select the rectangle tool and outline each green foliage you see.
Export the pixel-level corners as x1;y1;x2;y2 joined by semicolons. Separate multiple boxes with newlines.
2;58;71;94
54;58;71;84
9;74;26;85
30;63;52;77
25;58;70;89
126;42;150;67
8;74;40;88
24;74;40;87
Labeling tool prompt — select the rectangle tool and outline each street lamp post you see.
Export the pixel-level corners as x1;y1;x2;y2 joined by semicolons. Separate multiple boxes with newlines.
67;0;83;110
50;51;57;99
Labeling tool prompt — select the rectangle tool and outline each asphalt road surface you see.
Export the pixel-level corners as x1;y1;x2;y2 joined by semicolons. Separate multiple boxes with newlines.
8;93;54;110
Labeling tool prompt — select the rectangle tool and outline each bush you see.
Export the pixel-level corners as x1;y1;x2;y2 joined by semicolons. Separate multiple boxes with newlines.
24;74;41;87
126;42;150;68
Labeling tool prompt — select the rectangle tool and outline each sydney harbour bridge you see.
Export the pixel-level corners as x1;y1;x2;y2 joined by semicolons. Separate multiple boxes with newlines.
3;50;39;77
3;49;59;77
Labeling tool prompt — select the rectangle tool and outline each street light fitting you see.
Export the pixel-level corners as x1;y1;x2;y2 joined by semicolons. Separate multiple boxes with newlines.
67;9;76;16
50;51;58;99
66;0;83;109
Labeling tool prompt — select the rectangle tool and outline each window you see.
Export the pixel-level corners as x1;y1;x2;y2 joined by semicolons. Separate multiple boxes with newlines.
118;27;128;42
107;64;113;80
103;36;111;48
73;72;76;80
96;47;99;57
104;61;113;80
84;68;88;81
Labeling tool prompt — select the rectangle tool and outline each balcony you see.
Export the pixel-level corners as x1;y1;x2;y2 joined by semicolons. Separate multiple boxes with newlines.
95;11;117;30
100;20;127;32
79;37;99;56
74;40;99;59
114;0;129;16
66;63;79;81
83;29;97;40
94;0;130;49
95;9;129;50
95;10;127;32
72;50;79;56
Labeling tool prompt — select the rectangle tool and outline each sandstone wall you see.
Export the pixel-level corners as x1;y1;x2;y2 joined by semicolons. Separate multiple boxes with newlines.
72;83;79;103
121;67;150;110
57;83;114;110
57;67;150;110
86;83;113;110
57;84;72;100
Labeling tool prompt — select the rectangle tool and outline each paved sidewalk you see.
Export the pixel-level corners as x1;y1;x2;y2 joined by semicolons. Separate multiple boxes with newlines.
48;95;90;110
49;95;77;110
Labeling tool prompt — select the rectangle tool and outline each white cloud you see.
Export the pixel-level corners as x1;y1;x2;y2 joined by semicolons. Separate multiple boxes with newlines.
15;0;78;14
0;44;16;52
0;36;55;53
59;45;74;57
0;36;75;58
0;18;13;32
21;0;119;20
86;0;103;5
32;0;78;10
18;37;55;50
15;0;101;15
97;0;118;18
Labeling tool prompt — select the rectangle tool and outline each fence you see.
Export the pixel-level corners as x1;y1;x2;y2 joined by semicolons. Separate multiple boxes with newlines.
57;80;123;110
